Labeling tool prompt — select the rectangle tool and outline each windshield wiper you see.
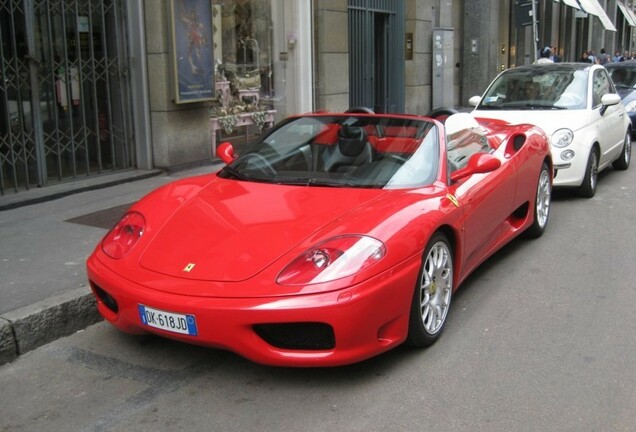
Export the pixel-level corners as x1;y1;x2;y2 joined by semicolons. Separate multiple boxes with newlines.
523;103;566;110
271;177;362;187
496;102;565;110
308;177;372;188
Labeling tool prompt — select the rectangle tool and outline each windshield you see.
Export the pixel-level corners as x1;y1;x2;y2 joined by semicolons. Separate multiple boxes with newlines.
218;115;439;189
478;68;589;110
607;65;636;89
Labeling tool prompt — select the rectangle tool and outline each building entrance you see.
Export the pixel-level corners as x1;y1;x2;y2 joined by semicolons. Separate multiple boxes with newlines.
348;0;404;113
0;0;133;195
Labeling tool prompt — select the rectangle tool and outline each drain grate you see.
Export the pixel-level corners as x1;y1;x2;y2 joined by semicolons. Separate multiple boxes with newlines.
65;203;133;229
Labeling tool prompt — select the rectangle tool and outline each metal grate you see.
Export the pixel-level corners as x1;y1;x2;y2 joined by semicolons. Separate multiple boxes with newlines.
65;202;132;229
253;322;336;350
0;0;134;195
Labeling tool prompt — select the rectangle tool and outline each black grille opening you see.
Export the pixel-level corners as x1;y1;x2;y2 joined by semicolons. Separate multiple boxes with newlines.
91;282;119;313
253;322;335;350
513;134;526;151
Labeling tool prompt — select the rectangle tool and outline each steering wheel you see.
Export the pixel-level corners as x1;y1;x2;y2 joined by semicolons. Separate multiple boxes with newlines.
240;153;277;176
558;93;583;107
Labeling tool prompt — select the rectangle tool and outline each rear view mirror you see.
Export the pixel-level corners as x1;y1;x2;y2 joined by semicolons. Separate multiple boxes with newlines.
450;152;501;182
216;142;236;164
601;93;621;106
469;96;482;107
600;93;621;116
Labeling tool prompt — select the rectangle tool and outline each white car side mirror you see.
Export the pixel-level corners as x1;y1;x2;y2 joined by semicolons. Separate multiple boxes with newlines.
469;96;482;107
601;93;621;106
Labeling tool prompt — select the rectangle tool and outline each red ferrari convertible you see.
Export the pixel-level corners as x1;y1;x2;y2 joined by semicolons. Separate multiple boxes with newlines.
87;111;552;367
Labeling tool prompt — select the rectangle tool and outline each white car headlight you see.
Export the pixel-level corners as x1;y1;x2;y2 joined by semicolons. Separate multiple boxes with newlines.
624;100;636;113
551;128;574;148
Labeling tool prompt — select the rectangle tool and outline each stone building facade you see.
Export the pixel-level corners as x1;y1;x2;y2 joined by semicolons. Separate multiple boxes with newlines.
1;0;634;196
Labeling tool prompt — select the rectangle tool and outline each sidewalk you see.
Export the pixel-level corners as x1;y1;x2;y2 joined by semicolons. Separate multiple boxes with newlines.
0;162;222;365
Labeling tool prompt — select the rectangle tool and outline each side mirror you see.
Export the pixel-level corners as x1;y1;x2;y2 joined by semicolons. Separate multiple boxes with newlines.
601;93;621;106
468;96;482;107
216;142;236;164
600;93;621;116
450;152;501;182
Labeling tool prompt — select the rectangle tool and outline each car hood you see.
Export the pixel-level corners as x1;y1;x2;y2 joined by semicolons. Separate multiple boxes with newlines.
472;109;595;136
616;87;636;104
138;178;385;282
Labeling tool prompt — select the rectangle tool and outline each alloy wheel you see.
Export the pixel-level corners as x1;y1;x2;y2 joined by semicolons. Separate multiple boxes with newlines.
419;240;453;335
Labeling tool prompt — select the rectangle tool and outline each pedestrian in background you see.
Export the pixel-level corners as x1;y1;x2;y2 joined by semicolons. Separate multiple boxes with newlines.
598;48;610;65
549;45;561;62
535;47;553;64
579;51;593;63
613;51;624;62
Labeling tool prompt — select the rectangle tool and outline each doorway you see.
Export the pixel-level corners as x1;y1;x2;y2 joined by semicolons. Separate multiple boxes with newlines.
348;0;404;113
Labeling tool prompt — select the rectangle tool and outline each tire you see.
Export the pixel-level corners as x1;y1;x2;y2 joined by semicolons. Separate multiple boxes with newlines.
612;130;631;171
525;163;552;238
578;148;599;198
406;233;453;347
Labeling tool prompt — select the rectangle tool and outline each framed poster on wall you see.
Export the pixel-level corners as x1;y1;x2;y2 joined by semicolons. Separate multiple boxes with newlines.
169;0;215;103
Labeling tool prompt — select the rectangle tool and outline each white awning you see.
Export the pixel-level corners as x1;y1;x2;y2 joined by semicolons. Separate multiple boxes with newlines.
577;0;617;31
617;1;636;27
627;5;636;25
561;0;582;10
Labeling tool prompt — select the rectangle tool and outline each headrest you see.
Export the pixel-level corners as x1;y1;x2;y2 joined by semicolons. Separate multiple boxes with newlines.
338;126;368;157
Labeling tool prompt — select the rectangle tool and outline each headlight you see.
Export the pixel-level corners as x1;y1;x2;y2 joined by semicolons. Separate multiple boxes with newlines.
624;100;636;113
101;211;145;259
551;128;574;148
277;235;386;285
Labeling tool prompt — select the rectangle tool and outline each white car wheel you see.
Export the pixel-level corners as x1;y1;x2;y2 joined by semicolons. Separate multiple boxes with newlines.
578;148;599;198
612;131;631;171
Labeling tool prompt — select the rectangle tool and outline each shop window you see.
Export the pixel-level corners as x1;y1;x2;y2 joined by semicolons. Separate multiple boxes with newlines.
209;1;276;148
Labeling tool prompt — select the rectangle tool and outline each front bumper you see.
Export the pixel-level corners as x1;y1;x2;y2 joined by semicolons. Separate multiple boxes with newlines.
551;142;590;187
87;254;420;367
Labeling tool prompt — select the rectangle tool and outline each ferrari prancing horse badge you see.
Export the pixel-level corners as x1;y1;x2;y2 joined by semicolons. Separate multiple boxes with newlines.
446;194;459;207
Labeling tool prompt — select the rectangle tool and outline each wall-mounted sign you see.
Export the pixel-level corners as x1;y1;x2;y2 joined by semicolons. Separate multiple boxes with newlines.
514;0;539;27
77;16;89;33
405;33;413;60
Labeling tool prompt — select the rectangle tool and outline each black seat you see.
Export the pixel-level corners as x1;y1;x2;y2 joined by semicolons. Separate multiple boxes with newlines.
322;126;373;172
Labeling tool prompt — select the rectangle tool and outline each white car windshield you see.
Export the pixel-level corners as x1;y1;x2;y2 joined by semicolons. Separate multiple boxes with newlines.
478;68;588;110
218;115;440;189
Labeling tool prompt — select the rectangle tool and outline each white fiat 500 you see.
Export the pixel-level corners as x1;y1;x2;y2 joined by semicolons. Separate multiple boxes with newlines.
469;63;631;197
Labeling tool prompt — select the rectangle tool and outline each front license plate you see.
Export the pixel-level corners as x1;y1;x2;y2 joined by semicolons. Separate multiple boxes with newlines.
138;305;198;336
